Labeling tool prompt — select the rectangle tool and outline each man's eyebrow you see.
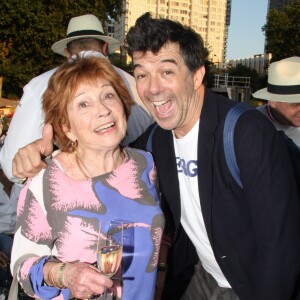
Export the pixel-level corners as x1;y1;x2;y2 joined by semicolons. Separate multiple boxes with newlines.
132;58;178;72
132;63;141;72
161;58;178;65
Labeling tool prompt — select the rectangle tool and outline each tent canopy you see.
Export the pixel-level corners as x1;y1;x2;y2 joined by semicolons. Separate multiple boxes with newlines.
0;97;19;107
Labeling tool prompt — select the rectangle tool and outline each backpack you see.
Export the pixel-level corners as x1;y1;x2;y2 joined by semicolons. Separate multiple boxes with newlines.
224;103;300;189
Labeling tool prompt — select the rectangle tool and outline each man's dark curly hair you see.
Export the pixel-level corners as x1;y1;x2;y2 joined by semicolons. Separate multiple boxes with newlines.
126;12;208;73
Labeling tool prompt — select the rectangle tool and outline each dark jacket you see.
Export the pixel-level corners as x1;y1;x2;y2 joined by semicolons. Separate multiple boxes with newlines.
132;88;300;300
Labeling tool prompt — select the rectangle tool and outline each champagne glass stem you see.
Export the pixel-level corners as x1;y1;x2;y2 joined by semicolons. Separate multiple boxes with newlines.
103;287;107;300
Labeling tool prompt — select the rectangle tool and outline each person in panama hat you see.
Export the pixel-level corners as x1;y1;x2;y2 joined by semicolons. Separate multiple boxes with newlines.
0;14;154;184
51;14;120;56
254;56;300;147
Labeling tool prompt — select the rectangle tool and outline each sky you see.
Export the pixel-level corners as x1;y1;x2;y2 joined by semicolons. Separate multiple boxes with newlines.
227;0;269;60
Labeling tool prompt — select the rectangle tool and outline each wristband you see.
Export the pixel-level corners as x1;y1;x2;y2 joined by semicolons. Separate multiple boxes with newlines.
57;262;68;289
158;262;168;272
17;177;28;185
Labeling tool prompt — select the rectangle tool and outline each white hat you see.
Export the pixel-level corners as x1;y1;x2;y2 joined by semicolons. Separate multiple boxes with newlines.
253;56;300;103
51;14;120;56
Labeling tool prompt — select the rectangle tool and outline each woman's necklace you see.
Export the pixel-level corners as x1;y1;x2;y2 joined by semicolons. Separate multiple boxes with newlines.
74;148;127;180
75;151;93;179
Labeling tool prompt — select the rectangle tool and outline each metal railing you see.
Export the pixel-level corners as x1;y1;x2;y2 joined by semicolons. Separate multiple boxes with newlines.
212;74;251;103
213;74;251;88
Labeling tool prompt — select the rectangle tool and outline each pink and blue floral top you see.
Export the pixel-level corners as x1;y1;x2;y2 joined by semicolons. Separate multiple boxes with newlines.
11;148;165;300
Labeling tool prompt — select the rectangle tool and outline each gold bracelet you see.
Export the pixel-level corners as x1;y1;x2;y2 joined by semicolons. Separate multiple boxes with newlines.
57;262;68;289
48;263;62;287
157;262;168;272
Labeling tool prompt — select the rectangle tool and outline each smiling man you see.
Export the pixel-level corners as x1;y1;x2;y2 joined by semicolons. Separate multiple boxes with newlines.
131;42;203;137
127;13;300;300
254;57;300;147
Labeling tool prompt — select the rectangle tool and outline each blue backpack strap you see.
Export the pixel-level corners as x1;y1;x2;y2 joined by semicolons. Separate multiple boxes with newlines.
146;124;159;152
223;104;251;189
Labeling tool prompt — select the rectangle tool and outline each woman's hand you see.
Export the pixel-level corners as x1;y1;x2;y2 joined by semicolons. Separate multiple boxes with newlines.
62;262;113;299
44;261;113;299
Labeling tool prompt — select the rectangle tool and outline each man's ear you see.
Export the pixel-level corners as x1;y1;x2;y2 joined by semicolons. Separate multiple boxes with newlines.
64;48;71;59
193;65;206;90
101;42;108;56
268;100;277;109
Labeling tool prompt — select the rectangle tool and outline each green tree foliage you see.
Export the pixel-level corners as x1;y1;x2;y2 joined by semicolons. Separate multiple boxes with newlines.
262;0;300;62
0;0;123;97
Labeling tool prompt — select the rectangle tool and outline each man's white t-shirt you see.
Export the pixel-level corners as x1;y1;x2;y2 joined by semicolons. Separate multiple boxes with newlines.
173;119;231;288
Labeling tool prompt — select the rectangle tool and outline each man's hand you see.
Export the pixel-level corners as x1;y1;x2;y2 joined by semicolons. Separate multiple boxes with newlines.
12;123;54;179
0;250;9;268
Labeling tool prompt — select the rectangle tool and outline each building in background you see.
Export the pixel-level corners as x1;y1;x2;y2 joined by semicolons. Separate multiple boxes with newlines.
226;53;272;74
106;21;116;39
114;0;231;65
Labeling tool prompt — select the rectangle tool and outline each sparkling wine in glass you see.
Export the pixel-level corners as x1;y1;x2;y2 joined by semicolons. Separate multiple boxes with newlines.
97;220;124;299
99;243;122;278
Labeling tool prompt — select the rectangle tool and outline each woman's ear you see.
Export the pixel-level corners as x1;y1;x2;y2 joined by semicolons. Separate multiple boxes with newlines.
193;65;206;90
62;125;76;142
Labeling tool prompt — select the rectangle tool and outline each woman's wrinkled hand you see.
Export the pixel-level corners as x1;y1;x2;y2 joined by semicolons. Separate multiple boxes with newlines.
62;262;113;299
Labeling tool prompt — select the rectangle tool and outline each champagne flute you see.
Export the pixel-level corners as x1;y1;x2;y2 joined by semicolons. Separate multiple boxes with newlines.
97;220;123;299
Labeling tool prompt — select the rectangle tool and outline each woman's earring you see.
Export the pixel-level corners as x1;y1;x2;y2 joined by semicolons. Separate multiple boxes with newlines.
69;139;78;153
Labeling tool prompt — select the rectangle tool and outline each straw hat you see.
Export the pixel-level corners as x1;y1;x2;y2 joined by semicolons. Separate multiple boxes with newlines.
253;56;300;103
51;14;120;56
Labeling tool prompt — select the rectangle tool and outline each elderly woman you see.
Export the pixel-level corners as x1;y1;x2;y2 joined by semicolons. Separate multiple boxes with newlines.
11;57;165;300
